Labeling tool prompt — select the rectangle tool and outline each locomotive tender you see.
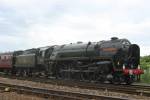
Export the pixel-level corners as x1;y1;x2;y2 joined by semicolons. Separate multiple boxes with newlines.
0;37;143;84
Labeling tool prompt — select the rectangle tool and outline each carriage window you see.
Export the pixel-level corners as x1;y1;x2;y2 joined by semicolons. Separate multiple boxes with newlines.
7;56;11;60
2;56;6;60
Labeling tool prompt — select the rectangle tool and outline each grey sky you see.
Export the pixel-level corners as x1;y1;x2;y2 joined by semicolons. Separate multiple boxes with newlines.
0;0;150;56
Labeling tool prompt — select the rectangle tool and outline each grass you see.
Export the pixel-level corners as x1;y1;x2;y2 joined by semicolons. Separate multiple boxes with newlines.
141;68;150;83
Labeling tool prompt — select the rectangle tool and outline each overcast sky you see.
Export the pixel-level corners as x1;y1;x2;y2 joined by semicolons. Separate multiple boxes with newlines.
0;0;150;56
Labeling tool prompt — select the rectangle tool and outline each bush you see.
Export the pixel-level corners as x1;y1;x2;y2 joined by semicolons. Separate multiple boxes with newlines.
140;55;150;83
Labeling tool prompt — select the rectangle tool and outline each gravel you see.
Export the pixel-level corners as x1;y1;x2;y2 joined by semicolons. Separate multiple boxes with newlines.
0;91;47;100
0;77;149;100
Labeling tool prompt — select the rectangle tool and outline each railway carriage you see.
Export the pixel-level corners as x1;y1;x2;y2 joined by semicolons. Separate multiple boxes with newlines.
0;52;13;72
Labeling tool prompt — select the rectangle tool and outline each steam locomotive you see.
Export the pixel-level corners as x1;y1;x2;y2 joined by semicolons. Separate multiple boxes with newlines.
0;37;143;84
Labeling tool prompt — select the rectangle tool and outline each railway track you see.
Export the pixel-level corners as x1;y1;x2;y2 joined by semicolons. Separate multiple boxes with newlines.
0;74;150;98
0;82;128;100
19;77;150;97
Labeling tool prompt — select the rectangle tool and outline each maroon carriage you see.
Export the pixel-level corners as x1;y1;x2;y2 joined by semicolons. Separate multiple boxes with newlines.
0;52;13;71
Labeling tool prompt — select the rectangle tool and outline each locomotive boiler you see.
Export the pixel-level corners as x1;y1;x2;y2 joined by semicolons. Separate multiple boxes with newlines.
47;37;143;84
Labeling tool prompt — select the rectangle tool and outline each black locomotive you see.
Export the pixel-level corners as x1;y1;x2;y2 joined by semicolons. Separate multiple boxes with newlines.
0;37;143;84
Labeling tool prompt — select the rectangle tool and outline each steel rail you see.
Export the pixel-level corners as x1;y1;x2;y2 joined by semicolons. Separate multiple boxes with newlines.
0;82;128;100
0;74;150;97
